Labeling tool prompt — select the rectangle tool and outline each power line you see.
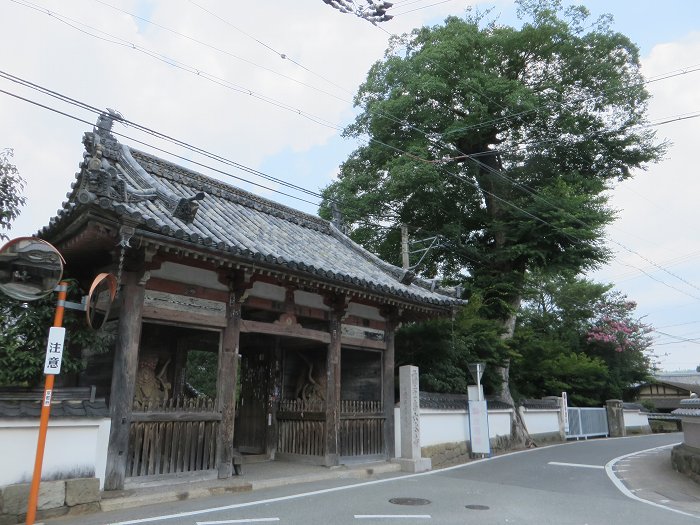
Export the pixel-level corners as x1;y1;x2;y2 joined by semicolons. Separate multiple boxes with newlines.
0;87;323;207
10;0;345;132
187;0;353;95
5;70;700;320
7;54;698;300
92;0;350;103
392;0;456;16
653;330;700;346
9;1;700;297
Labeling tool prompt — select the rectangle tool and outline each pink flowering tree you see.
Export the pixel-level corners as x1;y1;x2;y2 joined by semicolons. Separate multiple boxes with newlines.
584;291;654;400
513;276;655;405
586;292;654;353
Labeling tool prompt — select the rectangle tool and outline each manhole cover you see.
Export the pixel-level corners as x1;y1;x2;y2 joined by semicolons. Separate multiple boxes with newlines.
465;504;490;510
389;498;431;506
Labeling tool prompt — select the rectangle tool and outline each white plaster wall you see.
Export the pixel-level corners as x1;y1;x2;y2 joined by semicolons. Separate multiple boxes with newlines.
394;407;517;457
0;418;111;489
420;409;470;447
522;409;561;435
488;410;513;438
623;409;651;429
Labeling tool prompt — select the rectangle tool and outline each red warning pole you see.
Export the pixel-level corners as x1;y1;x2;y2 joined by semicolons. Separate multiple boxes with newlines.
25;281;68;525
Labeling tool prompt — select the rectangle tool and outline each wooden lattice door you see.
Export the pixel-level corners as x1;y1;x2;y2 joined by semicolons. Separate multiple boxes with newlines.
234;351;269;454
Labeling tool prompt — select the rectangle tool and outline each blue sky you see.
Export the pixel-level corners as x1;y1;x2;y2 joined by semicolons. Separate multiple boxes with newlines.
1;0;699;371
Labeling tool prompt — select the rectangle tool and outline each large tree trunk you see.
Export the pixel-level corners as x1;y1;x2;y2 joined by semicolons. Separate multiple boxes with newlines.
494;297;536;448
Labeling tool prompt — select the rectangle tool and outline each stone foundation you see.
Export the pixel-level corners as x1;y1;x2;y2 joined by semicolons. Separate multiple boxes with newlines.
422;432;565;469
422;441;469;469
0;478;100;525
671;443;700;484
626;424;652;435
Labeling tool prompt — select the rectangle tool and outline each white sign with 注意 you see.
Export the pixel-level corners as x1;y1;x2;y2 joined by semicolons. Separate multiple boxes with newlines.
43;327;66;375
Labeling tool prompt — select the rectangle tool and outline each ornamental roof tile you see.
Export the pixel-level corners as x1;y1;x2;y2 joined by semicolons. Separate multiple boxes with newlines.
40;123;463;309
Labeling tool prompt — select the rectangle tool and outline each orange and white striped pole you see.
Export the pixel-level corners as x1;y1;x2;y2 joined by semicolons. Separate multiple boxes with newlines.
25;281;68;525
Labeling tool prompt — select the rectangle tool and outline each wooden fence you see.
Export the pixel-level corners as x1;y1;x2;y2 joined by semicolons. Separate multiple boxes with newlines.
127;396;220;477
277;399;326;457
276;399;385;459
340;400;384;457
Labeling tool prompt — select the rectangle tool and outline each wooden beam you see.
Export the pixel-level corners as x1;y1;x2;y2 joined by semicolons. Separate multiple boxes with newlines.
104;272;146;491
146;276;229;303
240;319;331;344
340;336;386;350
141;305;227;328
131;412;222;422
245;295;329;321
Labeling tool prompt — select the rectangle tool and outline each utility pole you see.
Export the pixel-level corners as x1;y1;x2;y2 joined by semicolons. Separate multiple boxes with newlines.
401;224;409;270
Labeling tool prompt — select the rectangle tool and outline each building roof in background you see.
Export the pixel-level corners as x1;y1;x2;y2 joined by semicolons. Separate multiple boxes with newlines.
651;372;700;393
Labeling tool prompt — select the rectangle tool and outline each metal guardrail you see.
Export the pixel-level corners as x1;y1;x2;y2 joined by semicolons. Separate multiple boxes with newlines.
566;407;609;439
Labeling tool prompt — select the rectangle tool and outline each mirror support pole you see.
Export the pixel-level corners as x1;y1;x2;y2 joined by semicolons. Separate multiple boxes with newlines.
25;281;68;525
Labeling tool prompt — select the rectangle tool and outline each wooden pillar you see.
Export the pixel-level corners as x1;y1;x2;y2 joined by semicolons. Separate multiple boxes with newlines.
382;306;398;459
266;337;282;458
324;294;346;466
104;272;146;491
216;288;242;478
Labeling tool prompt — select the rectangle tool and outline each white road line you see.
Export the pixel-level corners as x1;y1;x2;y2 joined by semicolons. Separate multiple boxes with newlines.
548;461;605;470
196;518;280;525
100;436;679;525
605;442;700;519
355;514;431;520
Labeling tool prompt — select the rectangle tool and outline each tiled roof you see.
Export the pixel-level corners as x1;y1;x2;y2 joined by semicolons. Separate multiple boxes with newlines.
40;122;463;309
0;400;109;418
418;392;513;410
521;398;560;410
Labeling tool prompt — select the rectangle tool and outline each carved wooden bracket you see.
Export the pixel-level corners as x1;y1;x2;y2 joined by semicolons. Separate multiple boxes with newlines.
324;292;349;317
274;312;302;329
379;304;401;331
218;269;254;304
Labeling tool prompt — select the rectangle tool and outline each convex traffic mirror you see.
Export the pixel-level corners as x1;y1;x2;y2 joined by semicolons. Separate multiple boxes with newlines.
86;273;118;330
0;237;64;301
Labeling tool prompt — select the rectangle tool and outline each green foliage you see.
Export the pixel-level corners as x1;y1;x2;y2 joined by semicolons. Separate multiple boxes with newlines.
396;297;508;394
320;1;663;403
0;149;26;241
321;0;664;324
0;281;110;386
512;274;653;405
185;350;218;398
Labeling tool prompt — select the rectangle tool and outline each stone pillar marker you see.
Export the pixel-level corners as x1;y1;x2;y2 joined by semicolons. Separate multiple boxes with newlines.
605;399;626;438
393;365;431;472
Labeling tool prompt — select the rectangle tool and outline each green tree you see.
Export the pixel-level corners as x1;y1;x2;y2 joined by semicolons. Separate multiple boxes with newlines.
396;296;508;394
0;149;26;241
0;280;110;386
321;1;664;439
584;291;653;400
512;274;653;405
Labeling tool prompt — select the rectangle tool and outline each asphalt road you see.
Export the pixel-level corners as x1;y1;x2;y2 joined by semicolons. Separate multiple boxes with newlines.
50;433;697;525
